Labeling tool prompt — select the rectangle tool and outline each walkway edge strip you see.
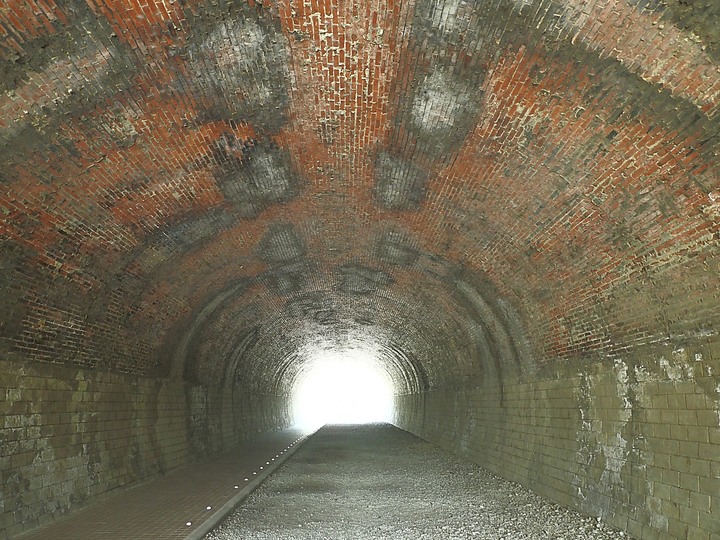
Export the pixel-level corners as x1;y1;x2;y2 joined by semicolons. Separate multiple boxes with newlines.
184;431;315;540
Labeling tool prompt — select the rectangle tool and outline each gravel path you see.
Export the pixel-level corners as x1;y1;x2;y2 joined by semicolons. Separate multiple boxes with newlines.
205;424;630;540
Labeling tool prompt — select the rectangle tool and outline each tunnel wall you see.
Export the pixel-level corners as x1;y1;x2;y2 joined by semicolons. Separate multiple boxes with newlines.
395;339;720;540
0;357;291;539
1;358;188;537
0;0;717;539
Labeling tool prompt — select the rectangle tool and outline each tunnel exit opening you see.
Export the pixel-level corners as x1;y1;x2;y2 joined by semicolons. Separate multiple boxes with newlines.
290;349;395;430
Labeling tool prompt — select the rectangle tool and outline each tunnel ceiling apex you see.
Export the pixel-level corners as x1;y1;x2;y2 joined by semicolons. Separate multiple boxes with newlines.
0;0;718;378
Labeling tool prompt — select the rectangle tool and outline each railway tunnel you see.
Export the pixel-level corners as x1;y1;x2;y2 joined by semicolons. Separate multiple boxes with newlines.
0;0;718;538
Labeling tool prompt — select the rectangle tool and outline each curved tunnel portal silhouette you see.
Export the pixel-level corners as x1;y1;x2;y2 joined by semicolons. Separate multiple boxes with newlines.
1;0;718;538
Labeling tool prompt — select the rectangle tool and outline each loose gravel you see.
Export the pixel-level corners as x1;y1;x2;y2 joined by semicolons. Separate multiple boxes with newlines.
205;424;630;540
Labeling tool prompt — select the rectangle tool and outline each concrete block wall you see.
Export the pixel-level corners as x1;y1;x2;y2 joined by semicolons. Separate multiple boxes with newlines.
0;359;188;538
396;340;720;540
0;358;290;539
188;382;292;459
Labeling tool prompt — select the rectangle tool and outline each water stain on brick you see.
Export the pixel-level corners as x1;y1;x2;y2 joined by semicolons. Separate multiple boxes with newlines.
0;12;137;183
80;104;139;150
373;152;429;210
285;294;323;318
410;66;482;156
376;231;420;266
255;224;313;295
626;0;720;61
412;0;492;50
0;1;117;95
338;264;393;295
427;0;468;33
390;56;486;162
188;4;291;133
263;260;315;296
258;224;306;264
412;68;480;145
216;140;301;218
162;209;236;251
128;208;236;275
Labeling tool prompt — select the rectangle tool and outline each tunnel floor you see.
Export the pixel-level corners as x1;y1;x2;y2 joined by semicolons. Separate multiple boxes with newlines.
205;424;630;540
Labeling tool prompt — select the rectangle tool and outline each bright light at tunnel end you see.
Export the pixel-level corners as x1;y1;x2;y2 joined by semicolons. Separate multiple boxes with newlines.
291;350;395;431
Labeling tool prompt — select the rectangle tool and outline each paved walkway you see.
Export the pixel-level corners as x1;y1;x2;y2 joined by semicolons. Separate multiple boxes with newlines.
17;428;308;540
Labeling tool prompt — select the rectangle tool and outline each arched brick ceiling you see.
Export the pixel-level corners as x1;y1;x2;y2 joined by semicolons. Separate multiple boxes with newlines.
1;0;718;394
